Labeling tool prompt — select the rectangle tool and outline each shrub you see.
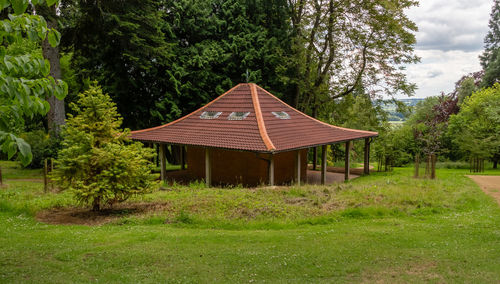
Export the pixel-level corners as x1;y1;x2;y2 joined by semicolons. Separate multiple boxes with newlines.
19;130;61;169
435;161;470;169
51;84;157;211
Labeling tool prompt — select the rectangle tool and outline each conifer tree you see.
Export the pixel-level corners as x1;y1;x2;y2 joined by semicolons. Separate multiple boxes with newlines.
481;0;500;87
51;84;156;211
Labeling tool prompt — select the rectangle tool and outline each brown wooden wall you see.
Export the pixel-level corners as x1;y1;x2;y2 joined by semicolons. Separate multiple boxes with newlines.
186;146;307;186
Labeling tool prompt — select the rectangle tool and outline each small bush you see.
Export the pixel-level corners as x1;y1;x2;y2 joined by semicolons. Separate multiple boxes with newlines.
19;130;61;169
175;211;194;224
435;161;469;169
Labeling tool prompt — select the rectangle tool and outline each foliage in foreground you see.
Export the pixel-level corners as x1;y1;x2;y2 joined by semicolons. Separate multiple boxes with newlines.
19;130;61;169
0;0;67;165
51;85;156;211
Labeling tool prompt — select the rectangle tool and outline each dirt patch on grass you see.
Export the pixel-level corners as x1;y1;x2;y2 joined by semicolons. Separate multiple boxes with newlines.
361;261;442;283
467;175;500;206
36;202;171;226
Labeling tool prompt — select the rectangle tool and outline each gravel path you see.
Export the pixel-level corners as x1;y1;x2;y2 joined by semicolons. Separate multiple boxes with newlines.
467;175;500;206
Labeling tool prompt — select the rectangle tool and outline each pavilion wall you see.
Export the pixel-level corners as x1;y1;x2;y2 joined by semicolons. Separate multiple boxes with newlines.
186;146;307;186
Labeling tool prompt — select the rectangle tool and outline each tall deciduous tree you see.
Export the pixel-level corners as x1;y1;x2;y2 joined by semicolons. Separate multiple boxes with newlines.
287;0;419;117
35;3;65;134
449;84;500;169
0;0;67;165
451;71;483;105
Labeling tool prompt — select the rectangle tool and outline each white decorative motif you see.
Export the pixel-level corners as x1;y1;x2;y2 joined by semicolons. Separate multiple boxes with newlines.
200;111;222;119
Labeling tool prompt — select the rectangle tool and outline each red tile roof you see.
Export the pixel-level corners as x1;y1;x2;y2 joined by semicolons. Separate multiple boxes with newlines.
130;83;378;152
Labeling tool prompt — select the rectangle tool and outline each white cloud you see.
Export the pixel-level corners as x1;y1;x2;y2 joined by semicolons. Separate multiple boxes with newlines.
400;0;492;98
406;49;482;98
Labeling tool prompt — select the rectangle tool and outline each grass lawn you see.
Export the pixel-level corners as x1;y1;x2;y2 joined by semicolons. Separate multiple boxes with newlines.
1;161;500;283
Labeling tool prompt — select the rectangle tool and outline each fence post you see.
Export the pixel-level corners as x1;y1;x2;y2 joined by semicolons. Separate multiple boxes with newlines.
430;154;436;179
50;158;54;190
43;159;48;193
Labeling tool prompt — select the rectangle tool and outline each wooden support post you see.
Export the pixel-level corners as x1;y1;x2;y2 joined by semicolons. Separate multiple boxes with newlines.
364;138;370;175
269;154;274;186
312;147;317;170
180;146;185;170
321;145;327;185
43;159;48;193
296;150;301;185
154;144;158;167
205;148;211;187
159;144;167;183
345;141;351;182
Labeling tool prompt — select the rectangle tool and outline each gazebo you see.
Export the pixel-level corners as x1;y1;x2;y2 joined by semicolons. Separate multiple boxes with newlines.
130;83;378;186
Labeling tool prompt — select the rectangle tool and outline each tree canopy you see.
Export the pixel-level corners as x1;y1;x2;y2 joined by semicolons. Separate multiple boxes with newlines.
448;83;500;166
58;0;418;129
287;0;419;118
481;0;500;87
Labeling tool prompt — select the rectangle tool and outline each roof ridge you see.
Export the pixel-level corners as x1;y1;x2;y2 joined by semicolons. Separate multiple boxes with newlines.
256;85;378;136
131;83;245;134
250;83;275;151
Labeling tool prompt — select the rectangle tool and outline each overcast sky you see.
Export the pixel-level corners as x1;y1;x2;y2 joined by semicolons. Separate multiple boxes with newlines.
403;0;492;98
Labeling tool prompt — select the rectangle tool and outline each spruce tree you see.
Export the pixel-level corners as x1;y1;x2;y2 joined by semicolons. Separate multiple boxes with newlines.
51;84;156;211
481;0;500;87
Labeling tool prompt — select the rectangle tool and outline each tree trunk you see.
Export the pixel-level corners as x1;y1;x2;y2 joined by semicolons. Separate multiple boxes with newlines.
37;4;65;135
494;160;498;169
293;84;300;109
425;155;430;177
430;154;436;179
92;201;100;212
414;154;420;178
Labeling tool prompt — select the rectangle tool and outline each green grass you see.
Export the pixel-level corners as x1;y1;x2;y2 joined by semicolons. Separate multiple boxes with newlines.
0;161;43;179
1;161;500;282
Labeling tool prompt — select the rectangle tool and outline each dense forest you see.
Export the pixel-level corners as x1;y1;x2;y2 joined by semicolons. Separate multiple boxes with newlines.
1;0;499;174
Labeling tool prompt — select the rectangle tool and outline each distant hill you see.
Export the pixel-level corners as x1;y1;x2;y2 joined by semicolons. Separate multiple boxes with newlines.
398;98;425;107
381;98;424;122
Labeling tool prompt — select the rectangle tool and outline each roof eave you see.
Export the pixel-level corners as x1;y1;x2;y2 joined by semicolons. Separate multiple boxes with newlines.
130;132;378;154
